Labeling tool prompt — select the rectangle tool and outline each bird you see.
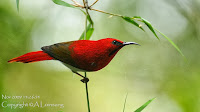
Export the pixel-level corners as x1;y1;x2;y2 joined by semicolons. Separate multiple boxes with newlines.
8;38;140;83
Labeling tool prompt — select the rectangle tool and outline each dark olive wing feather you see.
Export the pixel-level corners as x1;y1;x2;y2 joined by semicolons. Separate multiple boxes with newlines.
41;41;79;68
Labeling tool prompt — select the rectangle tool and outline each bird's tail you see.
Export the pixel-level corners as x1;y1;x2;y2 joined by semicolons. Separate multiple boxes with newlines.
8;51;53;63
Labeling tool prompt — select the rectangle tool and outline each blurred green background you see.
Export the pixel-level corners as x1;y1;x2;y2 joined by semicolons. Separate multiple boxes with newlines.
0;0;200;112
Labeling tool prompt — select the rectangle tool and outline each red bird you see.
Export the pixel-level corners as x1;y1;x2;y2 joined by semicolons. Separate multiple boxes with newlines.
8;38;139;82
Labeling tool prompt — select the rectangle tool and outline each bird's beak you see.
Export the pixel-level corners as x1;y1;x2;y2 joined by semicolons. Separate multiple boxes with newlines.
123;42;140;46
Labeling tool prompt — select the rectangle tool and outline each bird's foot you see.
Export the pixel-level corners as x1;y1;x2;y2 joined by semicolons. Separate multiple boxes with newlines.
81;77;89;83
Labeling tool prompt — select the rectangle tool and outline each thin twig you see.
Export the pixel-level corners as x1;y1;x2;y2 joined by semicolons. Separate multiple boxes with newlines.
72;4;84;8
90;0;99;7
90;8;122;17
71;0;82;6
71;4;122;17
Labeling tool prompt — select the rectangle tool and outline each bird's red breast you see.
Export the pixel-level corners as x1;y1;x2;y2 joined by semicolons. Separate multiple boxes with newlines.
69;38;124;71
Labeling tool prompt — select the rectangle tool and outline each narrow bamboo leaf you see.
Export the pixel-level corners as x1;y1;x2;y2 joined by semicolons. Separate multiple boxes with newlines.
123;93;128;112
122;16;144;31
133;16;185;58
134;98;156;112
52;0;75;8
126;16;185;58
132;16;141;19
87;15;94;26
84;15;94;40
81;11;94;26
80;10;94;28
142;18;159;40
132;16;159;40
86;28;94;40
16;0;19;12
155;29;186;58
79;24;92;40
79;33;85;40
79;14;94;40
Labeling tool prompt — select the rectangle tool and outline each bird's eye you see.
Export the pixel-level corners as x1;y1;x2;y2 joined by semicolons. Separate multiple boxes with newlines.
112;40;122;46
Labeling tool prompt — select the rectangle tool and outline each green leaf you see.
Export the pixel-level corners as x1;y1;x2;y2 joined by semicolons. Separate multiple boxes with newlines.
79;24;93;40
79;13;94;40
142;18;159;40
155;29;186;59
86;28;94;40
133;16;185;58
87;15;94;26
16;0;19;12
134;98;156;112
79;24;94;40
81;11;94;26
52;0;75;8
122;16;144;31
132;16;141;19
133;16;159;40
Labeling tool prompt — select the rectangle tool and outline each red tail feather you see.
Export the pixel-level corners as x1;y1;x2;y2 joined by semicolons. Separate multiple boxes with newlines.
8;51;53;63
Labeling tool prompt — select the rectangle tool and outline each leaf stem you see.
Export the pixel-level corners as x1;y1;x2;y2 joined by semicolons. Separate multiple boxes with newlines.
154;28;186;58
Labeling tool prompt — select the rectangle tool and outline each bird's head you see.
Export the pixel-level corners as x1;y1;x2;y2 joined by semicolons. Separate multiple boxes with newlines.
98;38;140;57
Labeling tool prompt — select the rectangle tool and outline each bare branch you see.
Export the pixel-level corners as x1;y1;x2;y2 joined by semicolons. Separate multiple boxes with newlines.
90;0;99;7
71;0;82;6
71;2;122;17
90;8;122;17
73;4;84;8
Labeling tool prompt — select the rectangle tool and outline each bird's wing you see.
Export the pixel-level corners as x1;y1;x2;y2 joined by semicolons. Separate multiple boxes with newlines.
41;41;79;68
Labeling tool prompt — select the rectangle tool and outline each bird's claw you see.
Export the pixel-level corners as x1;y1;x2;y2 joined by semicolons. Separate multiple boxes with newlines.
81;77;89;83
